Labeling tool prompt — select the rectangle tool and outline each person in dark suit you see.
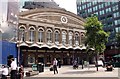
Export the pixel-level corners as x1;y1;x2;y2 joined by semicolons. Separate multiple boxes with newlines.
53;58;58;74
19;65;24;79
58;59;61;68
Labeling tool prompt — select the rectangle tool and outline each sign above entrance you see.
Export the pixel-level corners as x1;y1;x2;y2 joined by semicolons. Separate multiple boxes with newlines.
61;16;68;23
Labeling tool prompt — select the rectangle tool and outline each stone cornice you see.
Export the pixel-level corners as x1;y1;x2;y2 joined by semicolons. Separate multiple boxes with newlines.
19;17;84;30
19;8;85;22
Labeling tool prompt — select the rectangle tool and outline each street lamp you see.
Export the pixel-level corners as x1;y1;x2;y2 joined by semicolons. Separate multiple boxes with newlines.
17;29;27;66
80;46;86;69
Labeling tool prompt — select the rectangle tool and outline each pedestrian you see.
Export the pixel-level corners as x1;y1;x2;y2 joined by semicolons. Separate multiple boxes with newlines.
19;65;24;79
73;60;78;69
53;58;58;74
1;65;8;79
10;58;17;79
58;59;61;68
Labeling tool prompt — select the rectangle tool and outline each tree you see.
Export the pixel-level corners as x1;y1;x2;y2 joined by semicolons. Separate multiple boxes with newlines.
84;15;109;71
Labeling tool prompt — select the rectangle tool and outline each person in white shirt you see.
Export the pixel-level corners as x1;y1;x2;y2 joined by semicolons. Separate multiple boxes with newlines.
53;58;58;74
1;65;8;79
10;58;17;79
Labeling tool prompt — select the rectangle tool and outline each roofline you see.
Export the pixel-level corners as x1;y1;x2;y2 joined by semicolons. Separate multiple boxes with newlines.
19;8;86;22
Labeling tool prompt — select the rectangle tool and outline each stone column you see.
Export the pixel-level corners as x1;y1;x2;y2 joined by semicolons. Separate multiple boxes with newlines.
60;29;62;44
36;25;38;43
53;28;55;44
79;32;82;45
44;27;47;43
26;24;29;41
66;30;69;45
18;25;20;41
78;32;80;46
73;31;75;46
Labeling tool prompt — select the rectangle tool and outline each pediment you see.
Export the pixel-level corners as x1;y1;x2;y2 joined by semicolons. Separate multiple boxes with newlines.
19;8;85;28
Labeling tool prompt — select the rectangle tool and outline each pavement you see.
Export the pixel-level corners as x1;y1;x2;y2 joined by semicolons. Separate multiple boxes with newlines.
24;65;119;77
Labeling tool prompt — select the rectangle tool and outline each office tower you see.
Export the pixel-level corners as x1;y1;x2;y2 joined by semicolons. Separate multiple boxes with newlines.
77;0;120;58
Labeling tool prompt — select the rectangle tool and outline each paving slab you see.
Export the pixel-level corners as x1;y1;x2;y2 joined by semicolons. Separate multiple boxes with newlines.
23;65;119;77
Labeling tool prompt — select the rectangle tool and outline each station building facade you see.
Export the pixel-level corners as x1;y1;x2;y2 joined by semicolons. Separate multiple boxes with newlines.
18;8;88;67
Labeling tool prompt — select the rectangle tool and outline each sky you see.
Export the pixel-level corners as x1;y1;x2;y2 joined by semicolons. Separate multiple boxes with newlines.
53;0;77;14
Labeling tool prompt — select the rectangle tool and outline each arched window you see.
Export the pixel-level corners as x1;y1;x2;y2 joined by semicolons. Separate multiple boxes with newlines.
75;33;79;46
38;29;44;42
81;32;85;45
47;29;52;43
69;32;73;46
62;31;67;45
27;54;35;64
55;30;60;44
19;26;25;41
29;27;35;42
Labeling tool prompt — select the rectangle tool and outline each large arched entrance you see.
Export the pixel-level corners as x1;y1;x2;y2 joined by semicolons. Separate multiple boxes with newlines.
37;54;44;63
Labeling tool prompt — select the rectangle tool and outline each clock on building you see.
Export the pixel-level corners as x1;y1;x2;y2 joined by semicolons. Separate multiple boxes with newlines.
61;16;68;23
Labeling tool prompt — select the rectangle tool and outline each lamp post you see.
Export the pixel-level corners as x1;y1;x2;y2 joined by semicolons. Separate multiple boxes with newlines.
80;45;86;69
17;29;27;66
81;47;86;69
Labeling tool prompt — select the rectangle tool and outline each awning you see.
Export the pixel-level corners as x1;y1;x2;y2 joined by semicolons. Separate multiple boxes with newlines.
18;42;29;47
67;46;73;49
30;43;41;48
74;46;81;50
49;44;58;49
59;45;67;49
40;44;50;48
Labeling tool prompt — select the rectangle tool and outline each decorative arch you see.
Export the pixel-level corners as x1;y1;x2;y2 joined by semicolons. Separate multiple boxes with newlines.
80;32;86;45
38;27;44;43
29;26;35;30
69;32;73;46
19;25;26;29
29;26;36;42
19;25;26;41
54;30;60;45
75;32;80;46
27;54;35;65
38;27;44;31
46;28;53;44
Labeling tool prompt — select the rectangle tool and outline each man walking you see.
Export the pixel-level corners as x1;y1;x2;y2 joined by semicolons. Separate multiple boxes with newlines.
53;58;58;74
10;58;17;79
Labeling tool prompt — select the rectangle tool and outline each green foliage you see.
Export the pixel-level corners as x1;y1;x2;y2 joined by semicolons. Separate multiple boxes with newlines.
84;16;109;53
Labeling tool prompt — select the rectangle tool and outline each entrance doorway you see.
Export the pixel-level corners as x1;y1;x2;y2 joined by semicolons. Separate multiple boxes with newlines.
63;57;71;65
38;57;44;63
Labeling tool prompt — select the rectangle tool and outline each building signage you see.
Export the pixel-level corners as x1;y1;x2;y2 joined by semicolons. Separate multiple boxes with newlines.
38;50;45;52
28;50;36;52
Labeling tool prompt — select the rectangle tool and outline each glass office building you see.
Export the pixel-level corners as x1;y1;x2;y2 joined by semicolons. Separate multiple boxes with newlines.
76;0;120;59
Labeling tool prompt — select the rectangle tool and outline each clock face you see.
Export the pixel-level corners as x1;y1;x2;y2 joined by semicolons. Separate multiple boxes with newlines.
61;16;68;23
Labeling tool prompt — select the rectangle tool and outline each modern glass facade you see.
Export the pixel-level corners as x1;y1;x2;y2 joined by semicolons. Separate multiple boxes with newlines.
77;0;120;58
